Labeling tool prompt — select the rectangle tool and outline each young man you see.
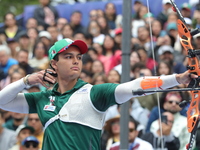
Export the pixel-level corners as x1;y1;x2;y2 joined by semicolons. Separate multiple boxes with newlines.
0;38;196;150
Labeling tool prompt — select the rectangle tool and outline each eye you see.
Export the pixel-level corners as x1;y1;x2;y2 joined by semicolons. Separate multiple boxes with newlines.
65;55;72;59
77;56;82;60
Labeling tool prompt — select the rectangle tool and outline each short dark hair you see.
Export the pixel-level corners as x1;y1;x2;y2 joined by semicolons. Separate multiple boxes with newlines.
129;116;139;129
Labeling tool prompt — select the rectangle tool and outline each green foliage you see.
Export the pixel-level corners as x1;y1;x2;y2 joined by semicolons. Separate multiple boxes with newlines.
0;0;38;22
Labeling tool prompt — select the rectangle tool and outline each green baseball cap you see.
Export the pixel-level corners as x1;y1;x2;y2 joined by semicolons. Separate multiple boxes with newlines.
48;38;88;60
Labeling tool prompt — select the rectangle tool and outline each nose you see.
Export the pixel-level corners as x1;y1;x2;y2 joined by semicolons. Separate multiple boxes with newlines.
72;57;79;65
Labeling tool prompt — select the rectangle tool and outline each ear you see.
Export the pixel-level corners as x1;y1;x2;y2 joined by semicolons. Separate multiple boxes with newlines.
50;60;57;71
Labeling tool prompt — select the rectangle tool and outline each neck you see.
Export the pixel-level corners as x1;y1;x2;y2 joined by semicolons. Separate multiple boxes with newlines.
57;78;77;94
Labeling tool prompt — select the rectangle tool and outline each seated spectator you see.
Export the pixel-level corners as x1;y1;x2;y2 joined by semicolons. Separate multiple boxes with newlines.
61;24;74;40
0;12;23;39
21;136;40;150
4;112;27;131
141;112;180;150
56;18;68;40
27;113;44;149
47;26;59;45
79;69;93;84
16;50;34;75
107;69;120;84
0;45;18;76
91;72;107;85
109;116;153;150
38;31;52;49
0;110;16;150
33;0;59;30
69;11;86;34
9;124;35;150
147;90;190;150
87;20;105;45
103;116;120;150
25;18;38;30
28;41;49;70
157;45;187;74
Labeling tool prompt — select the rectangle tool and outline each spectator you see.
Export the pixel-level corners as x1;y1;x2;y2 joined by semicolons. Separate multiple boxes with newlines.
107;69;120;84
141;112;180;150
151;19;167;42
132;26;152;52
27;28;39;57
6;37;20;59
180;3;192;18
0;12;23;39
104;3;119;30
156;60;172;76
147;90;190;150
69;11;85;34
0;45;18;75
4;112;27;131
9;124;35;150
87;20;105;45
28;41;49;70
47;25;59;44
97;16;110;35
16;50;34;75
91;72;107;85
25;18;38;30
21;136;40;150
61;23;74;40
33;0;59;30
27;113;44;149
56;18;68;40
157;45;187;74
103;116;120;150
91;60;105;75
79;69;93;84
73;31;87;43
131;5;148;38
157;0;173;28
101;35;121;74
114;50;141;79
89;9;98;21
136;46;157;71
113;28;122;50
17;31;32;53
82;53;93;72
87;47;99;61
0;110;16;150
38;31;52;49
109;116;153;150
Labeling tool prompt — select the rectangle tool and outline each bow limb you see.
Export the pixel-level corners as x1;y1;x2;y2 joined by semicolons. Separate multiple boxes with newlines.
170;0;200;149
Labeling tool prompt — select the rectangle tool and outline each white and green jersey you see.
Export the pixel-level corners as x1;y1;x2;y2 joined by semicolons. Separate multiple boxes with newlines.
25;79;118;150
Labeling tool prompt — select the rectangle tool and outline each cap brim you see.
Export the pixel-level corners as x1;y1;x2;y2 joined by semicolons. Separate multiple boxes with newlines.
58;40;88;55
69;40;88;54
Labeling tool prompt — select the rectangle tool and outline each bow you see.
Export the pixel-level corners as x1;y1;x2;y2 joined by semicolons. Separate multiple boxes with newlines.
170;1;200;149
133;0;200;149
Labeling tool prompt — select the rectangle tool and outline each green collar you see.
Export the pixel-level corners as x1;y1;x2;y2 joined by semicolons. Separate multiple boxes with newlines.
51;79;87;95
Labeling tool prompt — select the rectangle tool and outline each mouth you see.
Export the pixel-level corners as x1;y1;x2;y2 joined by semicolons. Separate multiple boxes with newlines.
71;67;79;71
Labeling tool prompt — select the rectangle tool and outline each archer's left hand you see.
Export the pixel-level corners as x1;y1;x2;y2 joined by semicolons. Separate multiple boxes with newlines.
176;70;198;85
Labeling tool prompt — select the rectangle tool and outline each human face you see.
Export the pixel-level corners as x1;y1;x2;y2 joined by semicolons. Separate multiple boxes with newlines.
18;129;32;143
52;46;83;80
138;27;149;41
17;51;29;63
158;62;170;75
111;120;120;135
128;122;138;143
0;50;9;65
130;51;140;66
107;70;120;83
163;93;182;114
27;114;43;134
91;60;104;74
34;42;46;59
103;35;114;50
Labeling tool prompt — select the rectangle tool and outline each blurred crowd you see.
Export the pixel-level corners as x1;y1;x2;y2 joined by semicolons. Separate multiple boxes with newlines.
1;0;200;149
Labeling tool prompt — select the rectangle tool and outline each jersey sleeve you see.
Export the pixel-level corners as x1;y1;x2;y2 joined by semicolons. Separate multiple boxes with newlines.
24;92;39;113
90;83;119;112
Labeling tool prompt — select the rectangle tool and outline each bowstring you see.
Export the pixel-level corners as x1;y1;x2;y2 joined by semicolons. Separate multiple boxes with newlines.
146;0;164;149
